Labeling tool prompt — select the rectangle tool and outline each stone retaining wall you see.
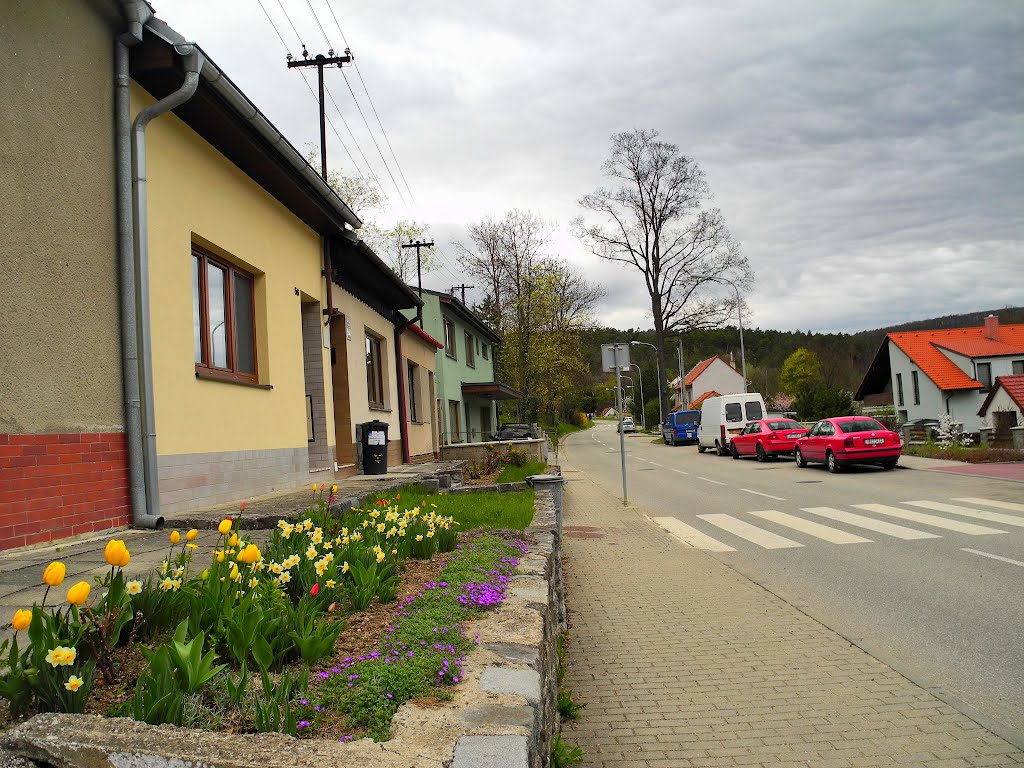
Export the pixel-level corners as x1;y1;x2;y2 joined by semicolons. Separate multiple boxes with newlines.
0;490;563;768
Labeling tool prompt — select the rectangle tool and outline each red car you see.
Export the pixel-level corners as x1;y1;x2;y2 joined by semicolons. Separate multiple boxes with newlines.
794;416;902;473
730;419;808;461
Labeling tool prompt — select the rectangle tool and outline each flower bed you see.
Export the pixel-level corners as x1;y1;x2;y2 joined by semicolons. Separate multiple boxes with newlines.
903;443;1024;463
0;488;526;743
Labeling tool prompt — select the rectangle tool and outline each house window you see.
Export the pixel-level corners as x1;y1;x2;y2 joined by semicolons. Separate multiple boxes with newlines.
482;343;489;361
366;333;384;408
1013;360;1024;375
895;373;904;406
444;318;457;360
465;332;476;368
976;362;992;392
407;361;420;422
911;371;920;405
448;400;462;442
192;247;257;383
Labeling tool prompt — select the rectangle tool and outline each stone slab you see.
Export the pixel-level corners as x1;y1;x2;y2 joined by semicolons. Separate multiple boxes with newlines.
450;735;529;768
480;667;541;704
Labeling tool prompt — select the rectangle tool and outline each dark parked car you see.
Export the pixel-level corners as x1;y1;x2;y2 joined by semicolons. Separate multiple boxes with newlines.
494;423;538;440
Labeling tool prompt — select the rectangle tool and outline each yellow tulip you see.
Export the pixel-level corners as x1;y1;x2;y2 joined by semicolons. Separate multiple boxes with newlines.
236;543;262;565
11;609;32;632
42;561;66;587
66;581;91;606
228;533;240;548
104;540;130;568
218;518;233;535
169;530;181;545
186;529;198;542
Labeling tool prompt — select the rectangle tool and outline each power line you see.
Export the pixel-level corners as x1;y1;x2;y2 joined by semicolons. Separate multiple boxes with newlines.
303;0;407;207
255;0;368;183
321;0;417;204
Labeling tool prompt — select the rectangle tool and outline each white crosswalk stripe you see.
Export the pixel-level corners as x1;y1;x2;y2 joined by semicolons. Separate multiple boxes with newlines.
747;510;872;544
650;497;1018;554
853;503;1006;536
653;517;736;552
903;500;1024;529
698;514;803;549
954;497;1024;513
801;507;939;540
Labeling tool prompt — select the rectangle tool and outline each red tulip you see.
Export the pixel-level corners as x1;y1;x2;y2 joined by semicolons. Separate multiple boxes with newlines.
310;583;319;596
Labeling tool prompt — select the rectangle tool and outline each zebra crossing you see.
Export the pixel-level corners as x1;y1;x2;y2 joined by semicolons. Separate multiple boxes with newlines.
653;497;1024;553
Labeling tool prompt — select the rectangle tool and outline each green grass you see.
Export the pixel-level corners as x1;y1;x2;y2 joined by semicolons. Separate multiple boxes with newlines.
361;484;535;531
496;460;548;484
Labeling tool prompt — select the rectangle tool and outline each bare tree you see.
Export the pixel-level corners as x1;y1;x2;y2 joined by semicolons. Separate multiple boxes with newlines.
575;129;753;419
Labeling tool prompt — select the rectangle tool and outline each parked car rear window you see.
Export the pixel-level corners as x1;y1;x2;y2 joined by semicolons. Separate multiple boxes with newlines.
768;420;803;431
676;413;699;425
725;403;743;422
744;401;764;420
838;419;885;434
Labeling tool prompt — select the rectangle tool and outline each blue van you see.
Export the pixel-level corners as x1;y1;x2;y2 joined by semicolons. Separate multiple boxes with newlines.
662;410;701;445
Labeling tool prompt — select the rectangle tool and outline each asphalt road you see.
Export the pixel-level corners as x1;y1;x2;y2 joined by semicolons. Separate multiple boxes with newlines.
562;420;1024;745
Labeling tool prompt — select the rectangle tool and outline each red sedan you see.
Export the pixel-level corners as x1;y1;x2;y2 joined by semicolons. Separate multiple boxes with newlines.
794;416;902;473
729;419;808;462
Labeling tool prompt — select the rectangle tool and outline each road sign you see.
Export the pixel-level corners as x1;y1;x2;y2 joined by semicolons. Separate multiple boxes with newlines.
602;343;630;372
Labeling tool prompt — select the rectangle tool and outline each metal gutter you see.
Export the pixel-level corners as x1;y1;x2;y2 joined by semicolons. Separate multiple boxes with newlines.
129;40;204;527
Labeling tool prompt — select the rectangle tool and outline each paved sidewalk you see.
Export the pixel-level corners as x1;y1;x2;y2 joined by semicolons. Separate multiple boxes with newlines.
559;465;1024;767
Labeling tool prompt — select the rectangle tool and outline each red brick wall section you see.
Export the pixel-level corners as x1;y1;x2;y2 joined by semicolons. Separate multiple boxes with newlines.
0;433;131;551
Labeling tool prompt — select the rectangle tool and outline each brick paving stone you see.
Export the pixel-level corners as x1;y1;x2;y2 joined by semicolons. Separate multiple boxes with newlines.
557;465;1024;767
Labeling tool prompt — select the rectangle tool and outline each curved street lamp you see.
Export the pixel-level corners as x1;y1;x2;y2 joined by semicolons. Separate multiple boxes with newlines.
694;275;747;393
631;340;664;426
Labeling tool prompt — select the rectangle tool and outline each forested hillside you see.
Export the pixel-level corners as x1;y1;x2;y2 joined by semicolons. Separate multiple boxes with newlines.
577;307;1024;415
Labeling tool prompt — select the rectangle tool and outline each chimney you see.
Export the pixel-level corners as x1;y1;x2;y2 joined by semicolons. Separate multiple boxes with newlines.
984;314;999;340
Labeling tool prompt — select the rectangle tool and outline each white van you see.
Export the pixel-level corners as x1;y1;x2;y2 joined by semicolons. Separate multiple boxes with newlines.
697;393;767;456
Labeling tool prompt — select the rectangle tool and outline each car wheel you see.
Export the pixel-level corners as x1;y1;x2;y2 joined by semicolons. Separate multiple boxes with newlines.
664;434;670;445
826;451;842;473
731;443;740;459
697;444;706;454
882;459;898;470
794;448;807;468
756;444;768;463
715;440;727;456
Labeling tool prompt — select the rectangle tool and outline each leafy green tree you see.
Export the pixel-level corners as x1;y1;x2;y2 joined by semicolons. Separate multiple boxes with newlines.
780;347;824;396
795;384;855;421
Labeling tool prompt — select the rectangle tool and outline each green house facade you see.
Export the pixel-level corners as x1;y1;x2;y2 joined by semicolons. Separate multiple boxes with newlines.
405;290;520;444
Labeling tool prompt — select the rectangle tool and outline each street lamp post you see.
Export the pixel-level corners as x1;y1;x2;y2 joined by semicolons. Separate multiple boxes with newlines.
630;364;645;430
631;340;664;426
695;276;746;393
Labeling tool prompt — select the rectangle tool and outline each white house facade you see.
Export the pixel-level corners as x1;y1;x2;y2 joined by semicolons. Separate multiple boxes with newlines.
673;356;745;409
856;315;1024;433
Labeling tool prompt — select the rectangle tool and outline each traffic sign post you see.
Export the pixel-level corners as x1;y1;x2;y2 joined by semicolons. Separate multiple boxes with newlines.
602;343;630;505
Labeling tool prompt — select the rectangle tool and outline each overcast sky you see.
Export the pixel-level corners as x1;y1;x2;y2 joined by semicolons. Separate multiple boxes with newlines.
155;0;1023;334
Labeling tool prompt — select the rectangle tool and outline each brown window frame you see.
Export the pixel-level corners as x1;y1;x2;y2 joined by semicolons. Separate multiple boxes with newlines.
465;331;476;368
193;246;258;385
366;332;385;408
448;399;462;442
481;342;489;360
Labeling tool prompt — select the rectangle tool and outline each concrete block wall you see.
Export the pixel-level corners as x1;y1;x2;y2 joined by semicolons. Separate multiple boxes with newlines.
301;303;331;471
441;438;546;464
157;447;309;515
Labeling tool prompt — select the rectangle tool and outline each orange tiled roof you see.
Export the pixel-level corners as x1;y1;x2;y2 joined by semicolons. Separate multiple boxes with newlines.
888;324;1024;391
685;355;740;385
689;390;722;408
979;374;1024;415
934;338;1024;358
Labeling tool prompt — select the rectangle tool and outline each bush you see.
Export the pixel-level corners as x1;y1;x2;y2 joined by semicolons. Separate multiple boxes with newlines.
795;384;856;421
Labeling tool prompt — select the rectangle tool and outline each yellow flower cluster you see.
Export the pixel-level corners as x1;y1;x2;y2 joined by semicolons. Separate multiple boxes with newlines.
45;646;77;667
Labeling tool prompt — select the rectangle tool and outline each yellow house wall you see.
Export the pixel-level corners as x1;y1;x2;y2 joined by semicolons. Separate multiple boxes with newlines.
133;83;334;456
402;334;439;458
335;288;400;443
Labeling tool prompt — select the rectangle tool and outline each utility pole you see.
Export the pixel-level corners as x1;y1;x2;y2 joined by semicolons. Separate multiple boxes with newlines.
400;239;435;299
451;284;474;303
288;46;352;323
287;47;353;181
